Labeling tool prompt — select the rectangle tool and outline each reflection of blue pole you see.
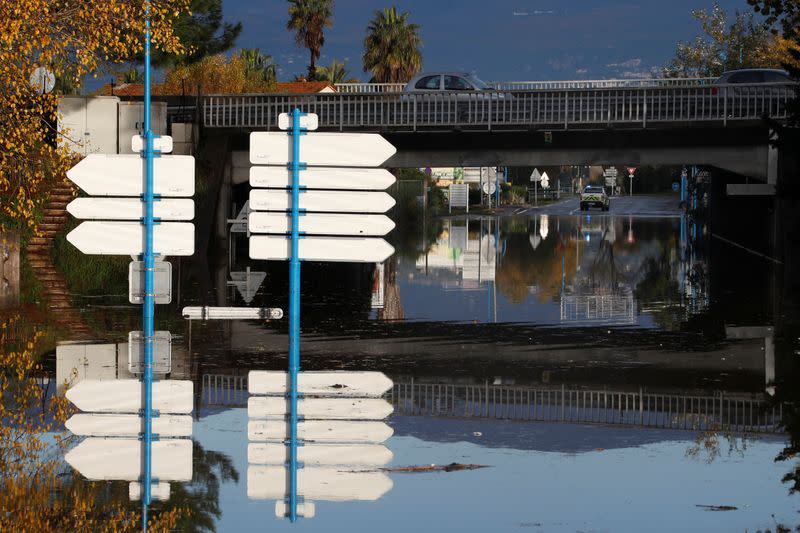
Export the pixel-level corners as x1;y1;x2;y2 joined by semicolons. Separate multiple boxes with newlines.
495;168;500;207
680;169;687;203
142;1;154;522
288;107;304;523
561;254;565;294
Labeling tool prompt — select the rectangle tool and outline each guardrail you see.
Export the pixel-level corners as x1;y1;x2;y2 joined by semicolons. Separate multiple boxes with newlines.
334;78;717;93
390;381;783;434
204;83;794;131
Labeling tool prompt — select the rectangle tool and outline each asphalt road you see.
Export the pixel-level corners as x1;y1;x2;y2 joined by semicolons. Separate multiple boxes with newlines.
513;194;682;217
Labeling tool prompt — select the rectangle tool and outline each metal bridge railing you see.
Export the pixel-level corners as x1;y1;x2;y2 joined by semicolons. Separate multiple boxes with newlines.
334;78;717;93
389;381;783;434
204;83;794;130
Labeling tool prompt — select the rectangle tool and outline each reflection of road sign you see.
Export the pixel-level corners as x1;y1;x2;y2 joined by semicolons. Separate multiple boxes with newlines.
67;154;194;196
251;167;395;190
129;482;171;501
248;443;392;466
66;221;194;255
228;269;267;304
67;197;193;221
66;413;192;437
248;420;393;443
129;262;172;304
250;132;396;167
249;235;393;263
248;467;393;501
530;168;542;182
66;379;193;413
65;438;192;481
249;371;393;397
249;189;395;214
248;396;393;420
181;306;283;320
276;501;315;518
249;213;395;236
131;135;173;154
127;330;172;373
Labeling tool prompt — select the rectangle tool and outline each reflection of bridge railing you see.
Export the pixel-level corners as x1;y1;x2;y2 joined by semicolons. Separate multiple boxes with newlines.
203;84;794;131
334;78;718;93
560;294;637;325
200;374;783;434
389;381;783;434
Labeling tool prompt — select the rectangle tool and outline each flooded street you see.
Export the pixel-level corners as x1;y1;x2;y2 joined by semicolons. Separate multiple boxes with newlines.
6;194;798;532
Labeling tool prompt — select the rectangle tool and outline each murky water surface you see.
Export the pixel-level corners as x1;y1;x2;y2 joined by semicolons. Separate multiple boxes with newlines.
6;209;799;532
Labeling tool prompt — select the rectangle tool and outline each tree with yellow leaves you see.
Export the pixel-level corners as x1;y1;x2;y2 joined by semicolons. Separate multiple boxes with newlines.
160;52;278;95
0;0;191;237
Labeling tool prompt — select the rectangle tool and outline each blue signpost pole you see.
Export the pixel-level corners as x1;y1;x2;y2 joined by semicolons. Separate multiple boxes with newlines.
288;107;304;523
142;1;155;522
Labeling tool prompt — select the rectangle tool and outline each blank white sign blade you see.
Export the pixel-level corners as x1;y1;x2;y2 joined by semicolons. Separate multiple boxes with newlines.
248;466;393;501
249;189;395;214
248;396;393;420
248;213;394;237
132;134;173;154
250;132;396;167
250;166;396;190
66;379;193;413
66;154;194;196
249;236;394;263
278;112;319;131
129;481;171;501
66;221;194;256
67;198;194;221
248;420;393;443
66;413;192;437
66;438;192;481
248;370;393;397
248;443;393;466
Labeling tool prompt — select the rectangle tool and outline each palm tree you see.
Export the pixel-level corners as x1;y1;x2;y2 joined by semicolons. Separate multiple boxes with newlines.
286;0;334;80
363;6;422;83
316;59;356;84
238;48;277;84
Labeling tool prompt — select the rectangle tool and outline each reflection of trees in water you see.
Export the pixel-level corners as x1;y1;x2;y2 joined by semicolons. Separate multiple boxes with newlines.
633;237;681;329
169;442;240;533
580;229;629;294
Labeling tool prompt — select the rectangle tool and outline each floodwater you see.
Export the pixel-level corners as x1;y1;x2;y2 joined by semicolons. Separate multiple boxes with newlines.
4;198;799;532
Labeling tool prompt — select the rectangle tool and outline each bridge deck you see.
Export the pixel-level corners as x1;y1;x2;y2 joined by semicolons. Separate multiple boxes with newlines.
202;83;794;132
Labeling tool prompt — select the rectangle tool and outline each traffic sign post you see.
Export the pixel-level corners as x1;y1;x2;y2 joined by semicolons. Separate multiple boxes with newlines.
627;167;637;197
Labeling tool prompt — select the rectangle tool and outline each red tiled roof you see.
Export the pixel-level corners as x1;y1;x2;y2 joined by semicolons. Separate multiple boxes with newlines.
275;81;336;94
95;82;145;96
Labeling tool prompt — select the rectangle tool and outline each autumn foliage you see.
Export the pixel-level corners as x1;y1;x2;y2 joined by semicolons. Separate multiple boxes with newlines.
0;0;190;235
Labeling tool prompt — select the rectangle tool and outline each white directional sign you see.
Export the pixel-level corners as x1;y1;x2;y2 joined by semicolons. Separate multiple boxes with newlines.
247;420;393;443
66;379;193;413
132;134;173;154
250;132;396;167
66;221;194;255
248;396;393;420
66;438;192;481
278;112;319;131
66;413;192;437
67;197;194;221
129;481;171;501
250;167;395;190
67;154;195;196
248;212;395;237
248;467;393;501
248;443;392;466
249;189;395;214
182;306;283;320
248;370;393;397
249;235;394;262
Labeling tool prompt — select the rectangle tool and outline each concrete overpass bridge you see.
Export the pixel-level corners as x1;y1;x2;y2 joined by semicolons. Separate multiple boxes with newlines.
200;82;795;181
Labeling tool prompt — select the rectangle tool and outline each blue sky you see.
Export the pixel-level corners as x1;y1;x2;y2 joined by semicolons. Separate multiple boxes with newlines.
223;0;757;82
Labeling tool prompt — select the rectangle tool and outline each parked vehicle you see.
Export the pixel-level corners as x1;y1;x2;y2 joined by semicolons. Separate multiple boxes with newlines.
713;68;793;84
580;185;610;211
404;72;494;93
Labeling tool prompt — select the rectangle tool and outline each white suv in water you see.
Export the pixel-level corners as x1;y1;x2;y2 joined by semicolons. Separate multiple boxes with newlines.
580;185;610;212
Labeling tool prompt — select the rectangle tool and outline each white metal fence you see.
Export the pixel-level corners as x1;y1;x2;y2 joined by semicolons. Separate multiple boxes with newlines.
204;83;794;131
334;78;718;93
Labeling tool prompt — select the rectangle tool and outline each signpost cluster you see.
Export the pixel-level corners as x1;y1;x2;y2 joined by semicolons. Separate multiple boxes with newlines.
246;370;395;520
